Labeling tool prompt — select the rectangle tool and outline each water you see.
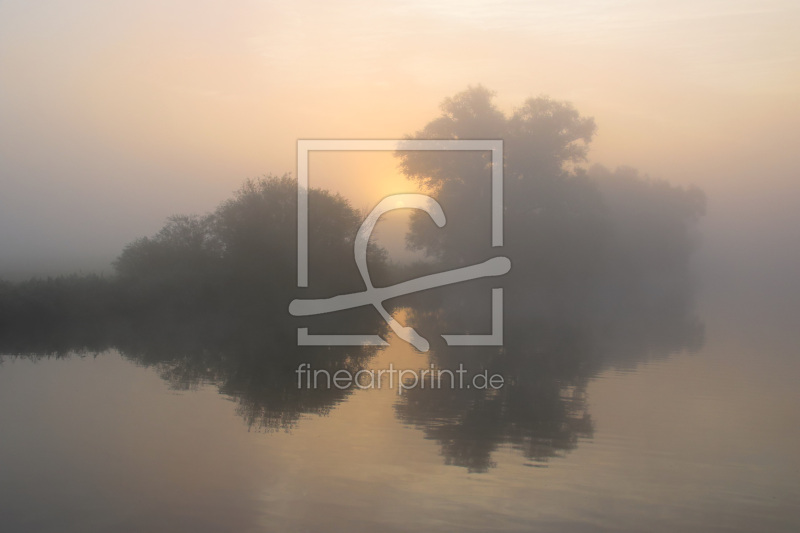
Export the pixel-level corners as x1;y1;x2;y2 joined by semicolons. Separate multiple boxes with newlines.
1;294;799;532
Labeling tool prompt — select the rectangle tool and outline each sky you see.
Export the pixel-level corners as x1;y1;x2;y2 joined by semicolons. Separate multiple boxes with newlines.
0;0;798;279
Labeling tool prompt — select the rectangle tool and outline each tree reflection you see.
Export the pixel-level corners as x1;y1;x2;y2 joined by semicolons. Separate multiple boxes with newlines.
0;306;385;431
390;279;703;472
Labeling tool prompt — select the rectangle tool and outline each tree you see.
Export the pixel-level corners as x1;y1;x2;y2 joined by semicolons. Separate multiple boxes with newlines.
113;174;388;316
396;86;704;319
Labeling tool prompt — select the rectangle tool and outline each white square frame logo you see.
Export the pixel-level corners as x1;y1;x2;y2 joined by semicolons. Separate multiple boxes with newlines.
296;139;505;347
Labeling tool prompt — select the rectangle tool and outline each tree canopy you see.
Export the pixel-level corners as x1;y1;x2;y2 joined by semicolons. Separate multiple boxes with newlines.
395;86;705;324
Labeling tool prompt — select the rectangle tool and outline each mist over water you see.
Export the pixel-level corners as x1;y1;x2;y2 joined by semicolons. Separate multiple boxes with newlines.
1;1;799;531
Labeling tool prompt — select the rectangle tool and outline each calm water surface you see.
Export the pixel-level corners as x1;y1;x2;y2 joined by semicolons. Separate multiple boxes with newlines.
1;294;799;532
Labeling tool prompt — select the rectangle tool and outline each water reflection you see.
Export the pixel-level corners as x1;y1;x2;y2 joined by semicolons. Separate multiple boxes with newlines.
0;307;385;431
389;268;703;472
0;264;702;473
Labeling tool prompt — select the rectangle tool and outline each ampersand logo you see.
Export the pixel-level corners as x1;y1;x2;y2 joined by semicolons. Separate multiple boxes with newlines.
290;140;508;351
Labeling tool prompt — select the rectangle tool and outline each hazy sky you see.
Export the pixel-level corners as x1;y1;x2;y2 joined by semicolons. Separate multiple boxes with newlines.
1;0;798;278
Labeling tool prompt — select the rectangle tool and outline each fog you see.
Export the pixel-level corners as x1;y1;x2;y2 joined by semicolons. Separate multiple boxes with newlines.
0;0;798;312
3;5;800;531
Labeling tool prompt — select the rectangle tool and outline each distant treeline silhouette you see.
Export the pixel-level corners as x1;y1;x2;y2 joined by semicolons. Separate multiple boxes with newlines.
0;87;705;457
0;87;704;335
0;175;388;345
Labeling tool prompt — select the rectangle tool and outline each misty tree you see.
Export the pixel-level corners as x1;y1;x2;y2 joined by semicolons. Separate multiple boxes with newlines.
396;86;705;316
399;86;599;265
588;164;705;277
113;174;387;315
114;215;221;281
